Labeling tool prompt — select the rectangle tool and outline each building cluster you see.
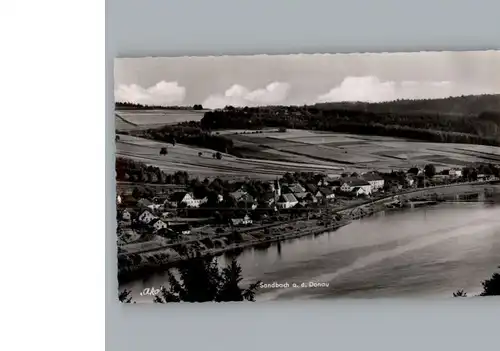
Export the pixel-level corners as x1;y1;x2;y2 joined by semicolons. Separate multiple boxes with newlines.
116;163;498;241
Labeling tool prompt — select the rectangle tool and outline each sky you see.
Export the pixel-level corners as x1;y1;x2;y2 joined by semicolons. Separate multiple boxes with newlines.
114;51;500;109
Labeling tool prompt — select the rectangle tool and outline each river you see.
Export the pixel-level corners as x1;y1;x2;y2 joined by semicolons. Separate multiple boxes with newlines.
123;202;500;302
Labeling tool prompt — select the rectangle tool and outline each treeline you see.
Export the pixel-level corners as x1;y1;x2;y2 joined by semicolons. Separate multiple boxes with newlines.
115;102;204;110
137;122;240;156
315;94;500;117
200;103;500;146
116;157;189;184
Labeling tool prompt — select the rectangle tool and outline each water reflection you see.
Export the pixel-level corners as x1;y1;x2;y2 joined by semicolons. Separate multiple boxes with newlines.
123;202;500;302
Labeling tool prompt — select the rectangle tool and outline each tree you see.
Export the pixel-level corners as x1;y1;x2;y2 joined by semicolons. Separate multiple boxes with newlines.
453;290;467;297
453;266;500;297
193;104;203;110
479;266;500;296
424;164;436;178
407;167;419;176
215;152;222;160
132;187;142;199
217;260;260;302
462;166;472;180
478;164;493;175
118;289;135;303
160;147;168;156
153;254;260;303
198;152;203;157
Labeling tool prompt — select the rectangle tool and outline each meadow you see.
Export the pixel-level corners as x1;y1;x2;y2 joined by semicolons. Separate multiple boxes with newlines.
115;109;206;132
222;128;500;174
115;113;500;179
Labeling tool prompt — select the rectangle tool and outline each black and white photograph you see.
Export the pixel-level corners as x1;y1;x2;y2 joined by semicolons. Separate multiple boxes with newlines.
115;50;500;303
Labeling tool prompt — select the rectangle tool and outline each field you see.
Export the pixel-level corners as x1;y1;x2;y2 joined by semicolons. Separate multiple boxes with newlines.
115;112;500;179
116;134;345;180
115;109;206;132
222;129;500;174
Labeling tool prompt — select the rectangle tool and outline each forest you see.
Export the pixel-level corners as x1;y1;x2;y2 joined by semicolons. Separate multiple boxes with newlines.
314;94;500;116
200;95;500;146
134;122;240;155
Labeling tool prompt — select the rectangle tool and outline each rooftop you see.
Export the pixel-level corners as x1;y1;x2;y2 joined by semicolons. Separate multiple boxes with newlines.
341;177;371;187
168;191;188;202
277;193;298;203
362;173;384;181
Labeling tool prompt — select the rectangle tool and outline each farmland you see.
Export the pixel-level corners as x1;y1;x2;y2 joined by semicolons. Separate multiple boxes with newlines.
116;118;500;180
115;109;206;132
115;133;345;180
113;101;500;180
219;128;500;174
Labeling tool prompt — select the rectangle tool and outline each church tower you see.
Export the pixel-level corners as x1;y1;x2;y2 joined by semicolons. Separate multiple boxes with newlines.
274;177;281;199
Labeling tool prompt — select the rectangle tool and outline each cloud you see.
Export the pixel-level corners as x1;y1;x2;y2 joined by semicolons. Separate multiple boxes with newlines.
202;82;290;109
114;81;186;106
317;76;456;103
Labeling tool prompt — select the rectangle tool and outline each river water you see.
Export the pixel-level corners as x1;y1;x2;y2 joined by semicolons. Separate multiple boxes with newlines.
123;202;500;302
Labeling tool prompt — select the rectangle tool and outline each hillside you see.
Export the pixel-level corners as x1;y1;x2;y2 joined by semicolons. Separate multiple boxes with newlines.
200;95;500;146
314;94;500;117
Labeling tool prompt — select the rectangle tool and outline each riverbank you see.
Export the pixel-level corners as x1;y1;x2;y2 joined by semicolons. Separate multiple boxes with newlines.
118;219;352;284
118;181;498;285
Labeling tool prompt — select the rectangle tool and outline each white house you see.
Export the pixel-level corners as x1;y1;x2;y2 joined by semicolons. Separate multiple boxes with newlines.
477;174;487;181
340;177;372;195
167;192;207;208
150;218;168;232
276;193;298;209
361;173;385;191
316;187;335;200
138;210;157;224
449;169;462;177
351;187;368;197
405;176;415;187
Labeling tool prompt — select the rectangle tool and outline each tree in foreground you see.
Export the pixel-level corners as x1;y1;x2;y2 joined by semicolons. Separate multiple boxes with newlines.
453;266;500;297
479;266;500;296
153;254;260;303
118;289;135;303
452;289;467;297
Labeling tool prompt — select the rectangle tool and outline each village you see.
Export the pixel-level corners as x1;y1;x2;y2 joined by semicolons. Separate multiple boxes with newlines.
116;162;499;256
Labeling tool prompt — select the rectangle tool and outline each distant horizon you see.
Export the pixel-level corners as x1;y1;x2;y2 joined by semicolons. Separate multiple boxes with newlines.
115;51;500;109
115;93;500;110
